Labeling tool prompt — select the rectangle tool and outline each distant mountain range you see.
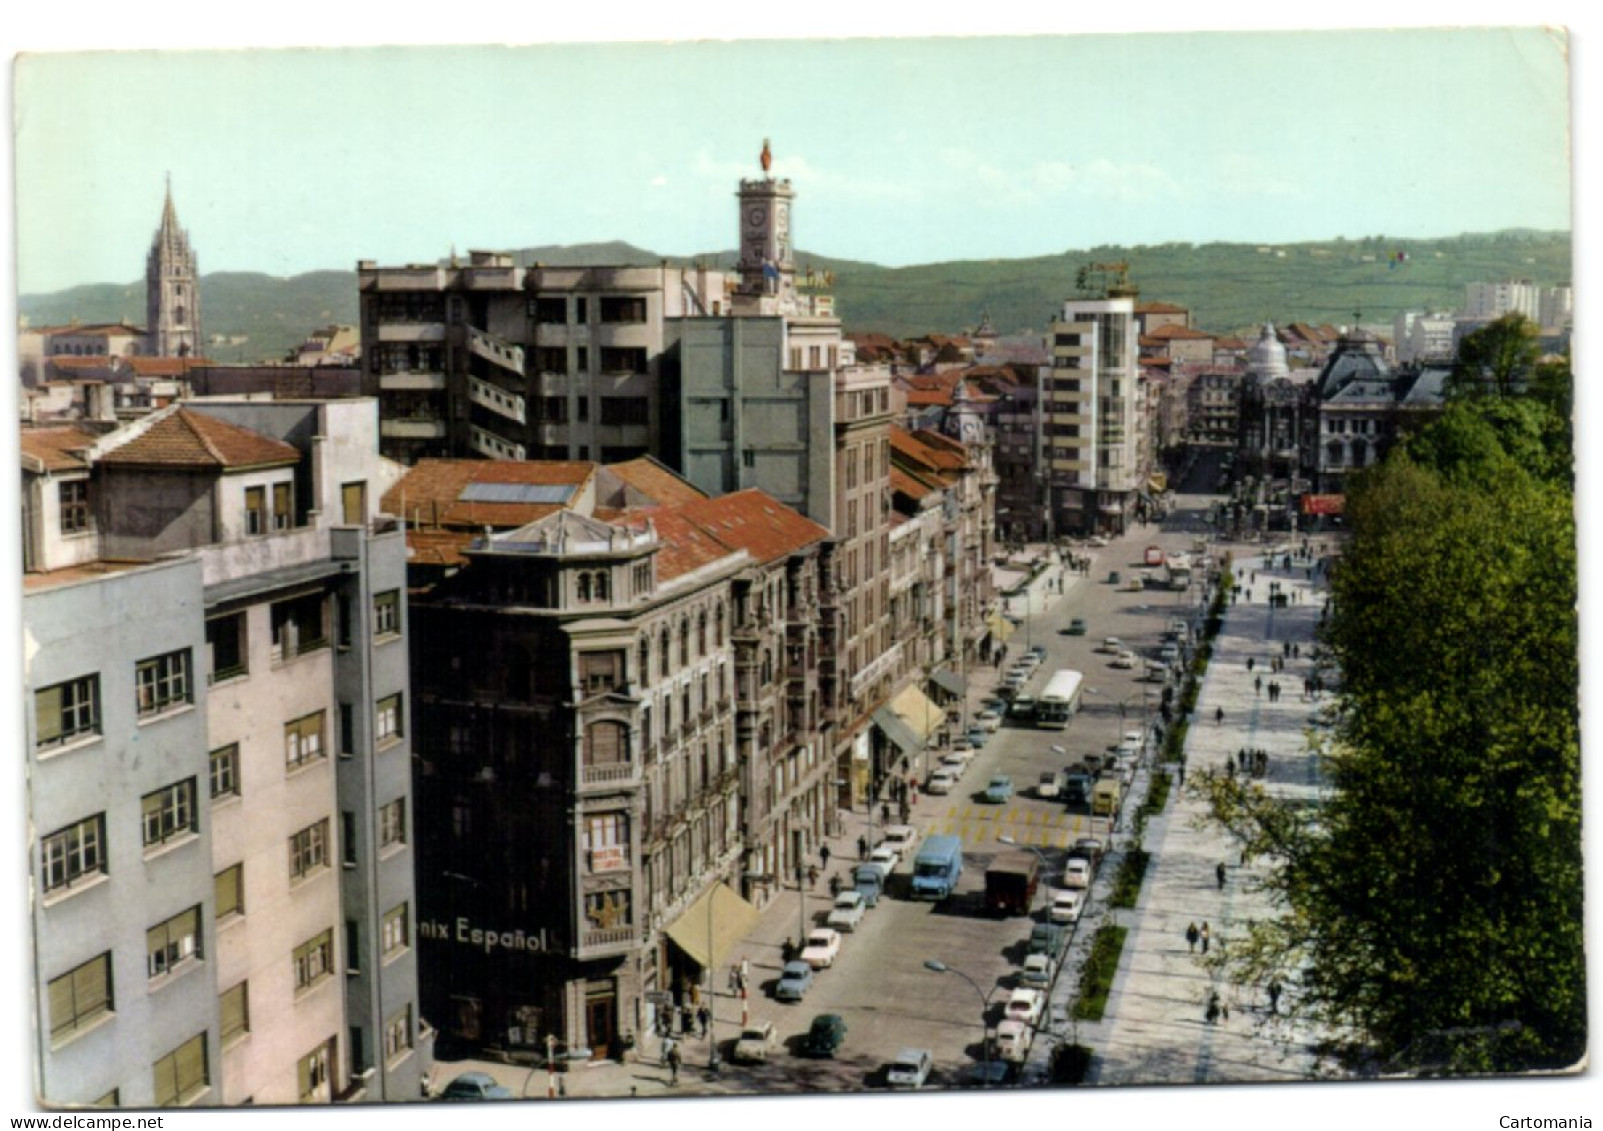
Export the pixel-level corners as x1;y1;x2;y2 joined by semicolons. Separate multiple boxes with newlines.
18;231;1571;365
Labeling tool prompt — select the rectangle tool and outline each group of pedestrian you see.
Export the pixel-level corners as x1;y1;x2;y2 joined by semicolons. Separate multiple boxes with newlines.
1185;920;1212;954
1302;673;1327;699
1231;747;1269;777
1205;990;1229;1025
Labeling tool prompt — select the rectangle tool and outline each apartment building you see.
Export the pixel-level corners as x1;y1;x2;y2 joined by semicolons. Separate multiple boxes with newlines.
357;255;730;465
1463;279;1573;327
1045;293;1144;536
22;399;424;1107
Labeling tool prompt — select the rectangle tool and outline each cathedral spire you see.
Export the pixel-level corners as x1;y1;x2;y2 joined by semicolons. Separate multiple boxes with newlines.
146;178;201;358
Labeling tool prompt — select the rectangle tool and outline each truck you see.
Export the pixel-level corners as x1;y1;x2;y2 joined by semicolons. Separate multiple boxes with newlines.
909;835;964;900
1091;777;1122;819
984;851;1040;917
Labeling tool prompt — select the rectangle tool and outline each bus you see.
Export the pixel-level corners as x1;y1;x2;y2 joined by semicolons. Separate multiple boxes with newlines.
1036;670;1084;730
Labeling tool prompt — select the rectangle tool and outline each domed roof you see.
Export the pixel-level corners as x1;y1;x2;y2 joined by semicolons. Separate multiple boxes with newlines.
1246;323;1289;379
1316;329;1393;400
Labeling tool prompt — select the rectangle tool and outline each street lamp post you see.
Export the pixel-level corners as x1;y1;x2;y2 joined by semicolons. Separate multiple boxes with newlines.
923;959;1001;1085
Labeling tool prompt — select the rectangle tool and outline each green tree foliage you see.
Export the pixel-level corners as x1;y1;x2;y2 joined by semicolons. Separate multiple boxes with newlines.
1200;392;1581;1074
1450;313;1542;398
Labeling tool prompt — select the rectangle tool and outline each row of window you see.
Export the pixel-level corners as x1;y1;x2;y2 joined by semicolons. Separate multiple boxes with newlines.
530;294;648;325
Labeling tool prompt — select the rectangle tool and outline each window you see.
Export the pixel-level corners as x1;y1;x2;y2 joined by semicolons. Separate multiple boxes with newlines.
220;982;249;1044
34;674;100;749
153;1033;208;1107
271;593;328;661
135;650;191;717
600;397;650;426
209;744;240;800
577;397;590;423
285;711;327;770
599;347;647;374
215;864;243;921
48;952;112;1042
289;819;330;881
142;780;197;850
206;614;247;683
272;483;293;531
146;906;201;980
373;590;401;637
584;721;628;766
381;904;409;958
379;799;406;851
579;651;623;695
245;487;267;536
600;295;647;323
293;930;334;992
341;482;366;526
384;1006;413;1063
341;811;358;866
375;695;403;746
60;480;90;534
585;812;629;872
41;815;105;895
532;296;567;323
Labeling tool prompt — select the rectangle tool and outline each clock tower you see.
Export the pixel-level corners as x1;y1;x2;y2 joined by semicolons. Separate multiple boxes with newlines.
735;140;797;315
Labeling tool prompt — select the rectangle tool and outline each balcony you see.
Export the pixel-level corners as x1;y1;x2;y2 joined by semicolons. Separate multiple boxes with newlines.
469;376;527;423
580;761;640;790
577;924;637;959
848;641;902;700
377;322;446;343
380;418;446;440
467;326;525;375
379;371;446;392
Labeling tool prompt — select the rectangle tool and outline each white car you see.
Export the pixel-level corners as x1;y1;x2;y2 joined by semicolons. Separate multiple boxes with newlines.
1123;730;1145;748
887;1048;934;1089
1062;859;1093;890
994;1019;1033;1063
974;709;1004;732
942;747;975;771
1005;987;1045;1026
1160;643;1181;664
801;928;842;968
938;754;969;779
869;845;901;875
881;824;919;855
732;1021;777;1064
1020;951;1056;988
925;768;960;795
1050;890;1085;924
1111;650;1139;669
1036;771;1062;800
827;890;867;932
1099;636;1124;653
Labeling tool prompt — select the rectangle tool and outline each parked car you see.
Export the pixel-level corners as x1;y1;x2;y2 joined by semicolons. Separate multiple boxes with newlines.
975;708;1004;732
981;696;1009;715
801;1013;848;1058
1037;770;1063;799
1028;644;1047;659
960;1060;1013;1088
732;1020;778;1063
1021;951;1057;988
1006;987;1045;1026
1099;636;1124;653
1009;695;1037;720
1123;730;1144;748
801;928;842;968
939;753;970;780
1028;922;1068;957
1111;649;1138;669
868;845;900;875
882;824;920;855
994;1018;1033;1063
827;890;867;932
983;775;1014;804
966;727;990;748
940;748;974;774
887;1048;935;1089
1062;859;1093;890
439;1072;514;1101
1050;889;1085;924
926;768;960;795
775;960;815;1001
1160;643;1181;664
1071;836;1106;865
1062;617;1088;636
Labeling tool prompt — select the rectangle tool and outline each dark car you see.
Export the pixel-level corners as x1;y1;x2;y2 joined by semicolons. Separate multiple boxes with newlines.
439;1071;515;1101
801;1012;848;1057
1062;617;1088;636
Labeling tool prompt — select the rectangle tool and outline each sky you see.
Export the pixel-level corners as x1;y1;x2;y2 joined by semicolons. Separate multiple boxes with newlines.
10;23;1575;295
2;4;1598;1131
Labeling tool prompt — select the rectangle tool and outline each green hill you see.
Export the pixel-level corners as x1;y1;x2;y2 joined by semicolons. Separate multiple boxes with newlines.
18;231;1570;363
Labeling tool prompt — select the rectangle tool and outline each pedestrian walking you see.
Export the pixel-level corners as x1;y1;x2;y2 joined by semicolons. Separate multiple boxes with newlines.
881;802;891;825
1254;675;1262;697
1293;643;1300;660
1216;861;1227;890
1178;763;1186;785
1246;657;1254;673
1221;1001;1230;1023
857;835;868;861
1268;980;1282;1014
820;844;831;870
828;873;841;898
1215;706;1224;726
667;1044;681;1084
1186;922;1200;952
697;1005;710;1038
1205;992;1220;1025
1201;922;1211;953
807;864;819;890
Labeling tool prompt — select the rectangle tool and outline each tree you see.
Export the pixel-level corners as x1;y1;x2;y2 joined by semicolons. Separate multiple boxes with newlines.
1450;313;1541;398
1201;417;1582;1075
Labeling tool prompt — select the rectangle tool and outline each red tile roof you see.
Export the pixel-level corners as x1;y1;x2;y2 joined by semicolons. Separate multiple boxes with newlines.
604;455;709;507
19;425;100;473
36;322;146;338
127;356;212;377
403;529;477;567
384;458;595;530
645;509;741;581
891;467;939;501
667;489;828;566
99;408;300;470
1136;302;1189;314
1146;323;1215;341
906;388;954;407
890;426;970;483
1214;337;1248;350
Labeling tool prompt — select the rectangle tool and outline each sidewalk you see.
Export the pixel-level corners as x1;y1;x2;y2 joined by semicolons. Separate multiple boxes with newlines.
1071;541;1335;1085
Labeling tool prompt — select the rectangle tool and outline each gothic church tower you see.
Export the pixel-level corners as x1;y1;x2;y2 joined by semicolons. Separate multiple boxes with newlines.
145;178;202;357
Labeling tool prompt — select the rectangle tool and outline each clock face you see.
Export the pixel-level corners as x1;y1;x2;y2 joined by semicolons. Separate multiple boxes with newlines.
744;205;767;231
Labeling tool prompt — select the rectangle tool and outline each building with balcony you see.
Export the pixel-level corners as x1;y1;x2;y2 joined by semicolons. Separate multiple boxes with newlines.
22;399;424;1107
1045;292;1145;536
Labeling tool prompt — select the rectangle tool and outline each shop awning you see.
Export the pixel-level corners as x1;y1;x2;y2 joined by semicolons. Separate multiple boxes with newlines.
872;706;924;758
891;684;945;744
930;667;968;698
1148;473;1169;492
663;884;760;971
988;610;1016;643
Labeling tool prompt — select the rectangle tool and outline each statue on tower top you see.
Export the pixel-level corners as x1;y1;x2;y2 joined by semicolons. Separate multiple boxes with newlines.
760;137;772;173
